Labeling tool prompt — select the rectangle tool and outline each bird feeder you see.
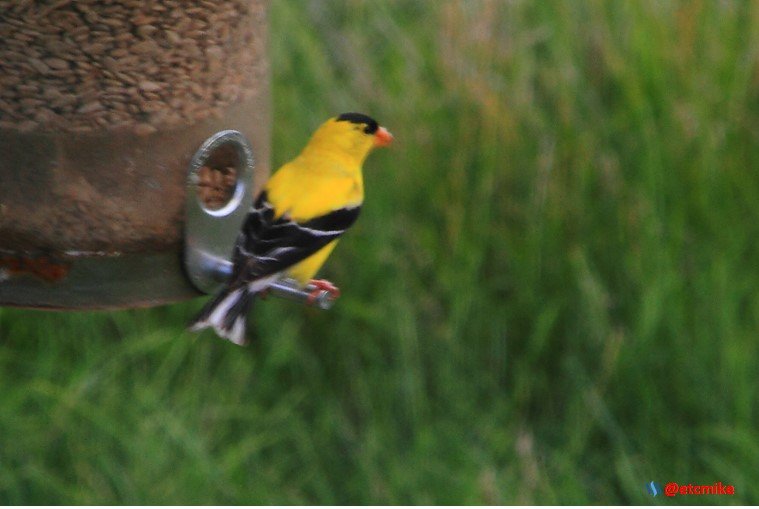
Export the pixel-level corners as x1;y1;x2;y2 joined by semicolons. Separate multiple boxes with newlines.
0;0;271;309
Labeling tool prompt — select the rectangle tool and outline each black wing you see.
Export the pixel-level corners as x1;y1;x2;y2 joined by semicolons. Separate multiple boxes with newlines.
229;191;360;284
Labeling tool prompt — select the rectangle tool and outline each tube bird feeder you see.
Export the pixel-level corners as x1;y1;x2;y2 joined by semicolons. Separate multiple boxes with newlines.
0;0;270;309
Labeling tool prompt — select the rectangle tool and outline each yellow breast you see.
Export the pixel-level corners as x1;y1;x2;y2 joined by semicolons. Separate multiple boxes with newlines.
265;156;363;221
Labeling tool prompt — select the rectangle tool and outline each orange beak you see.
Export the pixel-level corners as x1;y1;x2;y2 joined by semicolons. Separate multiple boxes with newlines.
374;126;394;147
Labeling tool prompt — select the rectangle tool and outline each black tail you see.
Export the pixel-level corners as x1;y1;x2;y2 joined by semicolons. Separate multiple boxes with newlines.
188;286;255;345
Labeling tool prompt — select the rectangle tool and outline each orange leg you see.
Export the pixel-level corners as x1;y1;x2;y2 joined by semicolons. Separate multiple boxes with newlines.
306;279;341;304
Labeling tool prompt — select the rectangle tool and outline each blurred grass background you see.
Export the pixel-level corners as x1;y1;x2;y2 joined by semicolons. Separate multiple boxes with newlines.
2;0;759;504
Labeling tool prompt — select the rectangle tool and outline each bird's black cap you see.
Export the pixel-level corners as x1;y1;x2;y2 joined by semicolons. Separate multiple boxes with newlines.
336;112;379;134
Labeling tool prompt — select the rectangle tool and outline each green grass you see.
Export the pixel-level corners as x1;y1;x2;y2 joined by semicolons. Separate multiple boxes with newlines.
2;0;759;504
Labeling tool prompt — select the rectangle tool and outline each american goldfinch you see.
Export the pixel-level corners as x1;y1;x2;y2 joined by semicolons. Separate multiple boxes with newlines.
190;112;393;345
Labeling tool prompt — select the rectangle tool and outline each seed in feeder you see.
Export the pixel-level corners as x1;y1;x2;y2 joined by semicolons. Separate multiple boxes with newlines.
134;122;157;136
197;164;236;210
44;57;70;70
0;0;266;134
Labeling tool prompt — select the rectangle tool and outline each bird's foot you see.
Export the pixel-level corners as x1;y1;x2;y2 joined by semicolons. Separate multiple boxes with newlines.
306;279;341;305
258;287;271;300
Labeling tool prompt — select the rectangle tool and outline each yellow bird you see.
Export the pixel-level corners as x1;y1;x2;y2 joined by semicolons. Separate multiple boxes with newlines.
190;113;393;345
